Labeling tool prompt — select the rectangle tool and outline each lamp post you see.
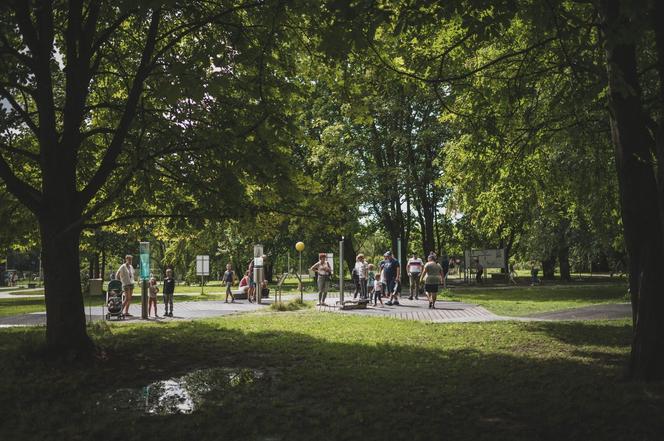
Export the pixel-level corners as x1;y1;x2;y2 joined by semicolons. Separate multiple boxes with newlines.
295;241;305;302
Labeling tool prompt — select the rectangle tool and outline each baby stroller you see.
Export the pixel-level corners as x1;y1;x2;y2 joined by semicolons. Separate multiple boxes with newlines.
106;279;125;320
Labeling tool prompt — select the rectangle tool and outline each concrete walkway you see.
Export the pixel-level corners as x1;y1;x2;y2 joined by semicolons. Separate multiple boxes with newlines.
316;296;506;323
0;298;272;327
0;292;632;327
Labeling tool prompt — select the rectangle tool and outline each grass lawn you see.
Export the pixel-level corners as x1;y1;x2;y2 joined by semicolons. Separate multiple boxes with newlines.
445;283;628;316
0;312;662;440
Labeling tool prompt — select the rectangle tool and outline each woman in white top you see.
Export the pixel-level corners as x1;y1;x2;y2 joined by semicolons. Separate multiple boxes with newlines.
116;255;135;316
310;253;332;306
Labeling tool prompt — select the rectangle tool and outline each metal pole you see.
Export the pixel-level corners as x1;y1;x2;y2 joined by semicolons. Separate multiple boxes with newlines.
397;238;402;297
299;252;303;303
201;275;204;295
254;245;264;305
339;237;344;304
141;278;148;319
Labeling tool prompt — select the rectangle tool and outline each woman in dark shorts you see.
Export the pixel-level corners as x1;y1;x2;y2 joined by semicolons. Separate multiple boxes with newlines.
420;254;443;309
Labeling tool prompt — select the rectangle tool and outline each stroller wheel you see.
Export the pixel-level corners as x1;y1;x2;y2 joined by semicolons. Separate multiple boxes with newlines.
106;313;110;320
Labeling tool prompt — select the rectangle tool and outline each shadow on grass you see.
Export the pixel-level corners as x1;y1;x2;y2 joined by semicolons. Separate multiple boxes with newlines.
0;319;661;441
527;320;632;348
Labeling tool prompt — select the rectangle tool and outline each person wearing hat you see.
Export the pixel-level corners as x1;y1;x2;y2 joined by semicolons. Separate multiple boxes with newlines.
382;251;401;306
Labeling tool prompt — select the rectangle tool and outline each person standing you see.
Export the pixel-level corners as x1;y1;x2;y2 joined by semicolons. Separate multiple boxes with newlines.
351;265;360;299
407;253;423;300
116;255;135;316
382;251;401;306
247;258;256;303
420;254;443;308
223;263;236;303
162;268;175;317
354;254;368;299
367;264;376;298
148;277;159;318
310;253;332;306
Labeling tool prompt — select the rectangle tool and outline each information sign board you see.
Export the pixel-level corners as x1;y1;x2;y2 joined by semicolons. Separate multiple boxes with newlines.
196;255;210;276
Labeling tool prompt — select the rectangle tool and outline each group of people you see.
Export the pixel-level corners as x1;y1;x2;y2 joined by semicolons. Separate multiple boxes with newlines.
311;250;450;309
114;254;267;319
115;255;175;318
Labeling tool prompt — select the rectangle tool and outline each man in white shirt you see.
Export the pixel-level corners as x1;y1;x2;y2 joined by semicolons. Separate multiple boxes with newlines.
407;253;423;300
116;255;135;316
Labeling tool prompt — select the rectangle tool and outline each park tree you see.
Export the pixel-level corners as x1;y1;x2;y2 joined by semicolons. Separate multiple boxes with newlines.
595;0;664;379
0;0;326;357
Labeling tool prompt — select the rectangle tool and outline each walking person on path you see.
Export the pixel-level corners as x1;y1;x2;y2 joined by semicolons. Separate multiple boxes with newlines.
373;272;384;306
382;251;401;306
354;254;368;299
475;259;484;284
116;255;135;316
420;254;444;309
509;263;518;285
407;253;423;300
310;253;332;306
163;268;175;317
223;263;236;303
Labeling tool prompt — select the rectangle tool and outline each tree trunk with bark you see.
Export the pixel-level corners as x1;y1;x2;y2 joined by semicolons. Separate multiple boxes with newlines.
599;0;664;380
558;246;571;281
40;217;93;356
541;254;556;280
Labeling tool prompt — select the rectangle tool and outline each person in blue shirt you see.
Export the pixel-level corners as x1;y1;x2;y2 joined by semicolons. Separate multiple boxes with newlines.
382;251;401;306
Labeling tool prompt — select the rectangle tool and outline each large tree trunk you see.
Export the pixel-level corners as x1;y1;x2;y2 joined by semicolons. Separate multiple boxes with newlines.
342;234;356;277
541;254;556;280
40;219;93;357
558;246;571;281
599;0;664;380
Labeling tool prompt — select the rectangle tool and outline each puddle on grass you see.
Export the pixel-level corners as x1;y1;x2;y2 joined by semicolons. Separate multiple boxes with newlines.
105;368;267;415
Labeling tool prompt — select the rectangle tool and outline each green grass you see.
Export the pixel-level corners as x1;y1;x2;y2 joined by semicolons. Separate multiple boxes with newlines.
0;297;49;317
445;283;628;316
0;312;662;440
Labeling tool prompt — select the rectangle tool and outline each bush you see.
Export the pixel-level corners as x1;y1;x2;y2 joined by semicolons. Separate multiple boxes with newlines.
270;298;311;312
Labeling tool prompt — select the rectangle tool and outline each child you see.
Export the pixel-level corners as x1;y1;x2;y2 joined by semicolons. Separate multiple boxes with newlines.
162;268;175;317
223;263;236;303
367;264;375;298
373;272;384;306
148;277;159;318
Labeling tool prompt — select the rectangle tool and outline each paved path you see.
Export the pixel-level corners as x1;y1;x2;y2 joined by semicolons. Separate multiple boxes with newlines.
316;297;506;323
0;293;632;327
0;288;45;299
0;299;272;327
